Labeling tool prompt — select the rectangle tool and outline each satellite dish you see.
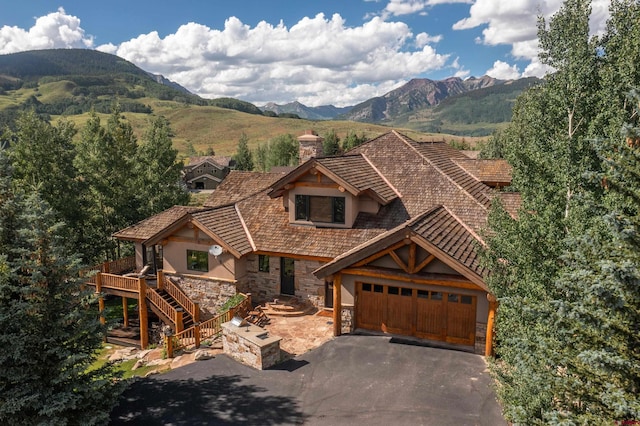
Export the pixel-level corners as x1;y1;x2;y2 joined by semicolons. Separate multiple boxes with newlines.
208;245;223;257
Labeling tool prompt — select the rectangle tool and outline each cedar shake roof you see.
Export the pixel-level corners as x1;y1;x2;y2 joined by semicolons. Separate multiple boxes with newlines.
115;130;518;277
191;206;253;257
409;141;493;207
236;190;387;259
314;205;487;289
204;171;284;208
495;192;521;218
186;156;231;169
452;158;512;186
269;154;398;205
186;173;223;184
349;131;491;231
113;205;206;242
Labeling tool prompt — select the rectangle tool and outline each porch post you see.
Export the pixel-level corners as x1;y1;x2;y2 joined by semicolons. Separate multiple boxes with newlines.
96;273;105;325
122;297;129;327
485;293;498;357
332;274;342;337
138;277;149;349
157;269;164;291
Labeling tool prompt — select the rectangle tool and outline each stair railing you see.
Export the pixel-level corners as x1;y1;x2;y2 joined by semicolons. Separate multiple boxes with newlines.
168;293;250;356
157;270;200;323
146;287;184;332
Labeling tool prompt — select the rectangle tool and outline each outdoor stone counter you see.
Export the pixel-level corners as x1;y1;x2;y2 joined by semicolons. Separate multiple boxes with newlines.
221;321;282;370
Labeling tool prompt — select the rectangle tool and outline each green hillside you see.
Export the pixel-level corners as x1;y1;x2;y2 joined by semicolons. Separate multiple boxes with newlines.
387;77;540;136
0;49;487;155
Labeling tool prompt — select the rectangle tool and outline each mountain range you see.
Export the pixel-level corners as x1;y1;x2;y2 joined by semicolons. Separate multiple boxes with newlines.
0;49;540;137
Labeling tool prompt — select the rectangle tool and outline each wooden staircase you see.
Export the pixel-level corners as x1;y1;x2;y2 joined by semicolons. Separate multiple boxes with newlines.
153;288;195;330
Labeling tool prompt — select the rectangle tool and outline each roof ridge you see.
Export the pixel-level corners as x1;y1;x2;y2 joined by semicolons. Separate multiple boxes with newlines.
402;137;491;210
440;204;486;246
235;203;256;251
360;153;402;199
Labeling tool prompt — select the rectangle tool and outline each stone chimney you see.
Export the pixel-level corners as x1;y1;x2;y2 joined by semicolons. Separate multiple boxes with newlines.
297;130;324;165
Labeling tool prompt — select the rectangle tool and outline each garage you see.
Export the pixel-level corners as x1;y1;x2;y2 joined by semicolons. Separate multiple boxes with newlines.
356;282;477;346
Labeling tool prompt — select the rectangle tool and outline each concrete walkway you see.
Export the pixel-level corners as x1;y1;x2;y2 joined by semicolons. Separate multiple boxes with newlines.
111;335;505;425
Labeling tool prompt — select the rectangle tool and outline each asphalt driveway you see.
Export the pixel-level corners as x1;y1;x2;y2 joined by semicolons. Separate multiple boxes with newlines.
110;335;505;425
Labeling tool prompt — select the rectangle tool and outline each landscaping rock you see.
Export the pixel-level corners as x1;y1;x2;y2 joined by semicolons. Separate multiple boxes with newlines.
132;359;146;370
108;347;137;362
194;350;214;361
146;358;172;367
136;349;152;359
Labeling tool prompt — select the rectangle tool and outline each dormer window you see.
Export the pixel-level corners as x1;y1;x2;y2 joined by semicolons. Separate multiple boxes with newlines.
295;195;345;224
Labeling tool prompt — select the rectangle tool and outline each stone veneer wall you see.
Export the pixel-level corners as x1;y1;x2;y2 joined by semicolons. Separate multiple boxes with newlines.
221;322;282;370
243;254;326;307
474;322;488;355
341;306;354;334
165;274;237;320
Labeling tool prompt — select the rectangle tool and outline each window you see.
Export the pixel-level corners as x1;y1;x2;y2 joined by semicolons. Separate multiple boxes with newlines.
258;255;270;272
295;195;345;224
187;250;208;272
461;295;473;304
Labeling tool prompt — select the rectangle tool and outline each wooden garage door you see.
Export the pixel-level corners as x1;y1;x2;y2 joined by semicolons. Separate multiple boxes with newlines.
357;283;476;346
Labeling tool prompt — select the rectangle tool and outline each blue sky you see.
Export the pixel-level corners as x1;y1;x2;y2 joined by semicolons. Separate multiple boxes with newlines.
0;0;610;106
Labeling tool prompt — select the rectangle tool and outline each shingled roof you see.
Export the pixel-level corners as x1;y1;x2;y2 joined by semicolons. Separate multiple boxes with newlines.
452;158;512;186
204;171;284;208
269;154;398;205
314;205;487;289
191;205;253;257
113;206;207;242
115;130;517;275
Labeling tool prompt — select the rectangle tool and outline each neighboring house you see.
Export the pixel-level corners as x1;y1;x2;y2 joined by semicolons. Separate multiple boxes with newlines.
114;130;517;355
183;156;234;190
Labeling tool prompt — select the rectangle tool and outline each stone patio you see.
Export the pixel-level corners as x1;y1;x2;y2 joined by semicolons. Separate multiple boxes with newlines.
261;310;334;358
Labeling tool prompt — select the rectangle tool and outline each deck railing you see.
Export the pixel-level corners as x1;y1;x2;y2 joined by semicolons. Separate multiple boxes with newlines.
104;256;136;274
99;274;140;292
168;293;251;356
80;256;136;283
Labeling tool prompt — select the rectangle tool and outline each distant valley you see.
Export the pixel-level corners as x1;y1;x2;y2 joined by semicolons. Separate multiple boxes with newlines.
0;48;539;155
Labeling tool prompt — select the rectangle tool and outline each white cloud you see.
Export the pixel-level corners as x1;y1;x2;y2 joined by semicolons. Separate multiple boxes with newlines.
454;0;610;75
105;13;449;106
415;32;442;47
486;60;521;80
383;0;431;17
0;7;93;54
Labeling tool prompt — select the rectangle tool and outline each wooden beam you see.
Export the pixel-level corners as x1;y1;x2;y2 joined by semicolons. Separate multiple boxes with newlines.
292;182;339;189
353;240;407;267
138;278;149;349
166;235;216;245
486;297;498;357
407;243;416;273
122;297;129;327
389;250;410;273
96;273;105;325
341;267;483;291
412;254;435;274
253;251;332;263
333;274;342;337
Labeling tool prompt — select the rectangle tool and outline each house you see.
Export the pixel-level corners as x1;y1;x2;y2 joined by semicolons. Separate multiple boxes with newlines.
114;130;517;355
182;156;234;190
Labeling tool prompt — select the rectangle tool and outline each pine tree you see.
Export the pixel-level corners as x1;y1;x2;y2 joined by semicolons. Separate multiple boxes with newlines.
482;0;640;422
545;95;640;423
342;130;367;152
233;132;254;171
75;107;141;261
136;116;189;217
0;151;123;424
322;130;341;156
8;111;86;254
